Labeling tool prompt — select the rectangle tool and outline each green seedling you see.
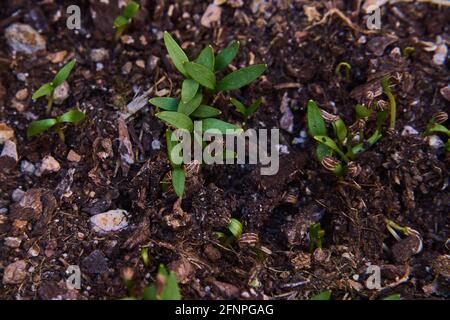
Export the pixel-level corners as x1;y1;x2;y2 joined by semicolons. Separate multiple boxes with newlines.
215;218;243;246
230;97;262;124
27;109;85;142
424;111;450;152
32;59;76;113
307;100;383;176
141;247;149;267
382;293;401;300
310;290;331;300
335;62;351;83
402;47;415;59
309;222;325;252
380;76;396;130
114;1;140;40
150;32;267;199
385;219;423;254
142;264;181;300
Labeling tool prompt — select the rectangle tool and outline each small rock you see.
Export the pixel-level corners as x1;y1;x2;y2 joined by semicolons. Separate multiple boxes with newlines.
427;135;444;149
67;150;81;162
201;3;222;28
15;88;28;101
52;81;70;105
89;48;109;62
12;220;28;234
82;250;108;274
401;125;419;136
0;123;15;144
0;140;19;170
10;189;42;220
96;63;104;71
35;155;60;177
47;50;68;64
122;62;132;74
11;188;25;202
27;243;40;257
135;59;145;69
5;23;46;55
433;43;448;65
391;235;422;263
4;237;22;248
11;98;26;112
3;260;27;284
279;92;294;133
440;86;450;102
120;35;134;44
147;55;160;71
90;209;129;234
151;140;161;150
367;36;398;57
211;280;239;299
20;160;36;175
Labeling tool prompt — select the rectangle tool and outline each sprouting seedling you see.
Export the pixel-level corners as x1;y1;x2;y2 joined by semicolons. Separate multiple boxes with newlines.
335;62;351;83
149;32;266;199
142;264;181;300
215;218;243;246
307;100;383;177
141;247;149;267
309;222;325;252
113;1;140;40
385;219;423;254
424;111;450;152
32;59;76;113
380;76;396;131
230;97;262;124
402;47;415;59
310;290;331;300
27;109;85;142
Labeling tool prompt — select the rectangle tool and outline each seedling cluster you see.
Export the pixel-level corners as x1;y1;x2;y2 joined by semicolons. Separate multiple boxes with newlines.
307;75;398;177
150;32;267;198
113;1;140;40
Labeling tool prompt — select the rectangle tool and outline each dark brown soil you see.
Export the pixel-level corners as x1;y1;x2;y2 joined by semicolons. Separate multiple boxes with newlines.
0;0;449;300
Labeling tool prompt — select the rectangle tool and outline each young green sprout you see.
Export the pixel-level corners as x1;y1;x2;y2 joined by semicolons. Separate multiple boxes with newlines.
27;109;85;142
309;222;325;252
32;59;76;113
150;32;267;199
307;96;391;177
402;47;415;59
424;111;450;152
230;97;262;124
114;1;140;40
142;264;181;300
335;62;351;83
215;218;243;247
380;76;396;131
385;219;423;254
310;290;331;300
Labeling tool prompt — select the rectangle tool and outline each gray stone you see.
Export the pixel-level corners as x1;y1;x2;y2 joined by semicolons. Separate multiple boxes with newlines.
5;24;46;55
90;209;129;234
82;250;108;274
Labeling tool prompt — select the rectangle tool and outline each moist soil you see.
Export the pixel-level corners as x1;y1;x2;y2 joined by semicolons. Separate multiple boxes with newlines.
0;0;449;300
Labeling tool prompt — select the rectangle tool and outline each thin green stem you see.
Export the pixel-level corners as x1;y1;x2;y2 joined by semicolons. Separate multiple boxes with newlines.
335;62;351;83
381;77;396;130
46;94;54;114
54;123;65;142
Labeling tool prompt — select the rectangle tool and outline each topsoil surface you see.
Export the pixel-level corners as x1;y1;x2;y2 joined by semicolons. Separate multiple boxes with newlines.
0;0;449;300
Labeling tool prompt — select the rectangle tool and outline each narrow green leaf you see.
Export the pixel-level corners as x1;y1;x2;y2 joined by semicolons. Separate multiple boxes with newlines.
307;100;326;136
114;15;128;28
428;123;450;136
178;92;202;116
149;97;178;111
228;218;243;239
382;294;401;300
355;104;372;119
332;119;347;144
32;83;54;100
316;144;332;162
181;79;199;103
163;32;189;77
166;129;181;168
56;109;85;124
184;62;216;90
27;119;57;138
156;111;193;132
247;97;262;116
230;98;247;116
52;59;76;87
314;135;348;162
196;46;215;71
191;105;221;118
215;41;240;71
159;269;182;300
201;118;241;134
123;1;140;19
172;168;186;199
217;64;267;91
311;290;331;300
